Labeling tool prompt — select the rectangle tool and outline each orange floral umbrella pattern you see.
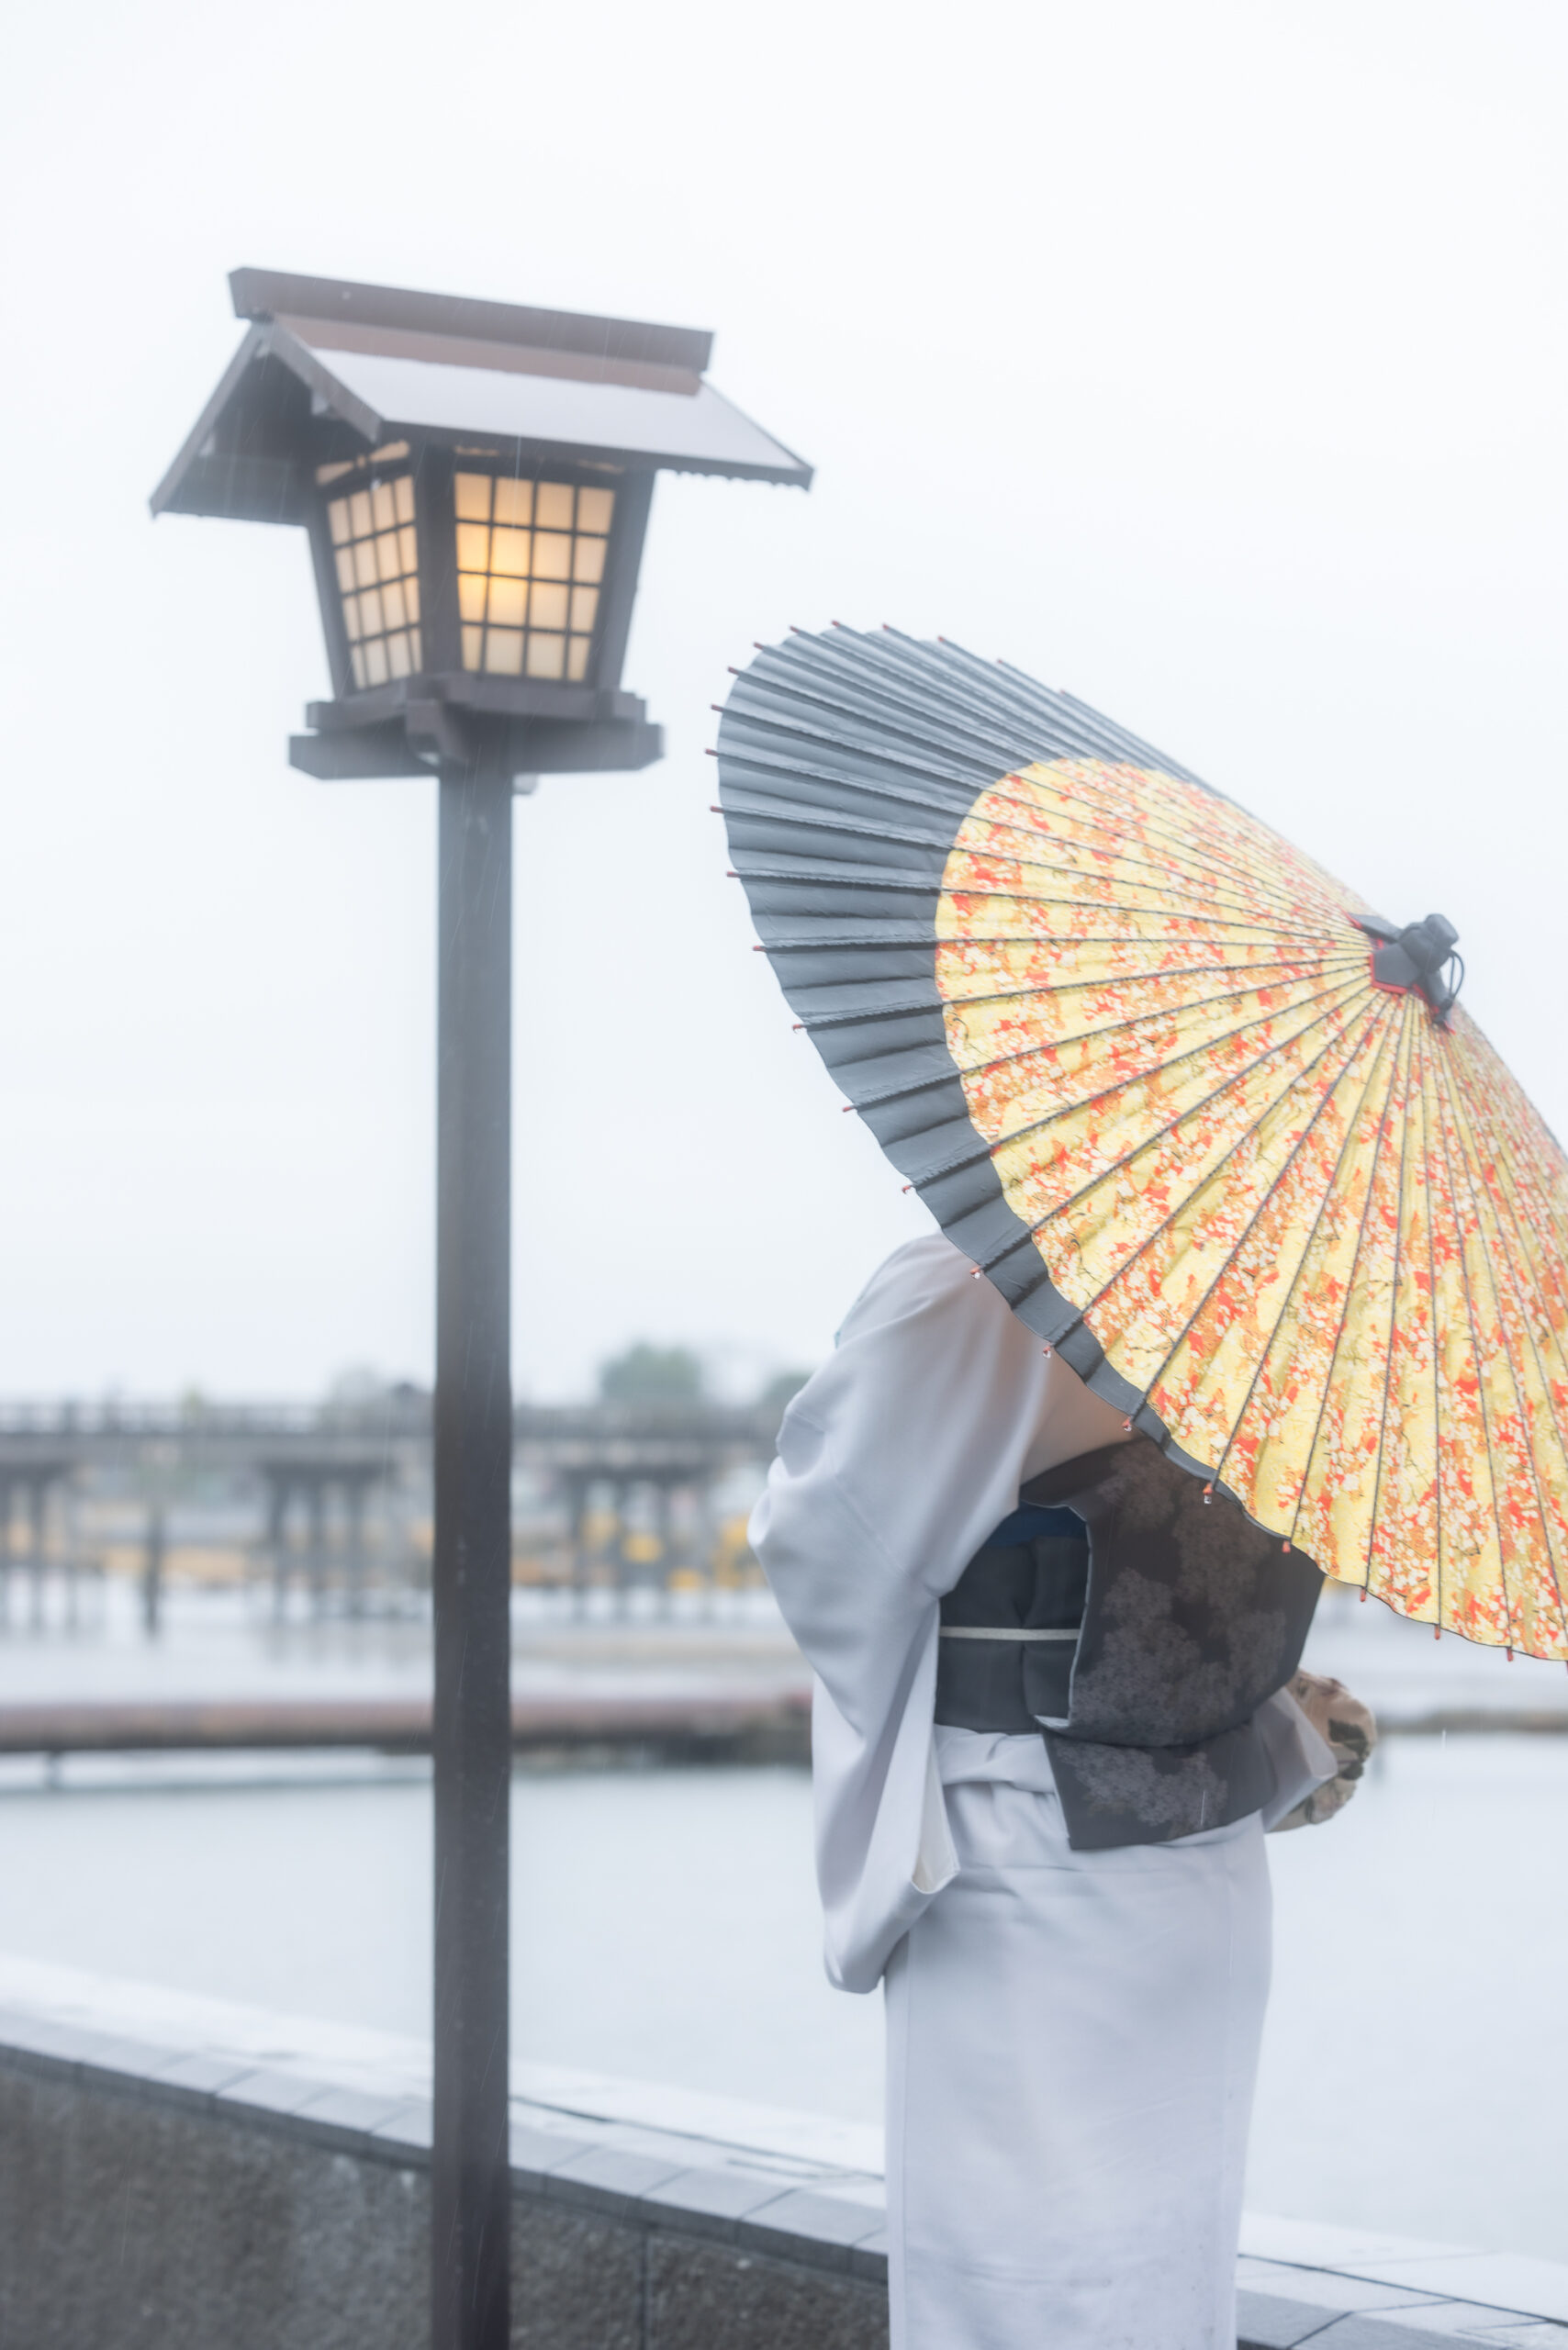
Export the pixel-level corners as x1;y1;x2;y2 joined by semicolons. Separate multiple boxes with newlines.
718;627;1568;1660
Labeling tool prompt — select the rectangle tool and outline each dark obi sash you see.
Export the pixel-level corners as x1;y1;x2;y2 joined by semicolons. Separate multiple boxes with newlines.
934;1435;1324;1852
935;1505;1088;1734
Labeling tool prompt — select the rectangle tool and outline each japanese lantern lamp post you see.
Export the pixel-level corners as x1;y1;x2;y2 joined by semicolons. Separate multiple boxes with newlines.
152;269;810;2350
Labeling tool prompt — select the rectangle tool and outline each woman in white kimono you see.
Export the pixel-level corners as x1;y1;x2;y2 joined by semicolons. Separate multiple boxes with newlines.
751;1232;1347;2350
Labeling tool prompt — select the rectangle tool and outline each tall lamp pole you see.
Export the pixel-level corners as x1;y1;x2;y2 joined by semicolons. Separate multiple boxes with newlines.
152;269;809;2350
432;766;514;2343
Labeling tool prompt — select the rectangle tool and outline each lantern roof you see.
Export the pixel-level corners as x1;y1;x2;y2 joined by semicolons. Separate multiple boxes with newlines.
152;269;812;524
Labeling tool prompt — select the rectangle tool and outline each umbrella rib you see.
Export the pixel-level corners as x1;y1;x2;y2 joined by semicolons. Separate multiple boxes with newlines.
1066;995;1392;1412
852;968;1371;1121
729;671;1085;788
1361;1001;1418;1596
1204;1003;1403;1514
950;806;1350;926
1428;1037;1518;1651
991;658;1210;787
739;643;1026;755
724;722;1249;905
866;629;1192;781
979;775;1355;917
925;972;1382;1203
727;693;1184;829
958;849;1336;932
1418;1024;1444;1637
1451;1028;1568;1351
775;632;1215;800
733;704;1350;921
1434;1036;1567;1646
729;767;1322;923
942;830;1343;936
1455;1135;1568;1651
734;850;1335;941
1269;1006;1407;1548
1468;1138;1568;1433
756;630;1094;756
967;756;1314;896
1455;1181;1568;1655
953;977;1377;1200
719;729;1012;812
928;954;1367;1030
1441;1024;1568;1373
960;795;1358;923
883;977;1382;1203
940;879;1334;945
1410;1020;1448;1645
812;975;1369;1134
939;939;1361;973
1114;987;1401;1438
1491;1136;1568;1326
946;854;1351;938
736;632;1375;934
846;629;1174;767
972;979;1380;1268
775;934;1361;988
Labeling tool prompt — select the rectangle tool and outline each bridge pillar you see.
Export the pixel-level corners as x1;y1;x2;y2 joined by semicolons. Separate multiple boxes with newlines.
611;1478;634;1616
306;1476;328;1617
561;1474;590;1617
343;1474;368;1618
655;1481;676;1617
28;1477;48;1631
264;1473;292;1621
142;1503;166;1639
61;1481;81;1631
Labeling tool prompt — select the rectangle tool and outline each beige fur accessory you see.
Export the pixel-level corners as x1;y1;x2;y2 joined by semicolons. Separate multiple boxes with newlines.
1271;1671;1377;1830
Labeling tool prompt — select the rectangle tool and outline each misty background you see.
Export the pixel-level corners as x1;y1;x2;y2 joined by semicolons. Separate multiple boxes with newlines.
2;1;1563;1400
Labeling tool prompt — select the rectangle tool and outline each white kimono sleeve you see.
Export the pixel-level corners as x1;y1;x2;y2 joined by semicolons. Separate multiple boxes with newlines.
748;1234;1131;1992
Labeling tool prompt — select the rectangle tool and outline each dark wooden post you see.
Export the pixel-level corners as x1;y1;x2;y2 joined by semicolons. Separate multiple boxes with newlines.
431;762;513;2350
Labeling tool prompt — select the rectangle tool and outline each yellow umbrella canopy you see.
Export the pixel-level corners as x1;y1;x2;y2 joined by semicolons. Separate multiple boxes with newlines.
717;626;1568;1661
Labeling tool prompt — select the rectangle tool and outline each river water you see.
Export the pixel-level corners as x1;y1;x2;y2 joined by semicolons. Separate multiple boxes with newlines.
0;1732;1563;2263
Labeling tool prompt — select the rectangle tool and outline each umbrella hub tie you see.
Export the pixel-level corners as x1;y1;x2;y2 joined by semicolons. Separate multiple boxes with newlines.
1354;912;1463;1018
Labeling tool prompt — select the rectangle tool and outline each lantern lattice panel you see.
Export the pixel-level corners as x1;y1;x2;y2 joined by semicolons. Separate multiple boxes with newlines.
454;475;613;683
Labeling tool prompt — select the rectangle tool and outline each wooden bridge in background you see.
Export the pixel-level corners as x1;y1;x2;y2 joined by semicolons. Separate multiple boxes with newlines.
0;1394;786;1626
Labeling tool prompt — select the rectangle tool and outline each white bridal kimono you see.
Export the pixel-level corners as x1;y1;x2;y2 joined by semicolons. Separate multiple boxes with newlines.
750;1236;1334;2350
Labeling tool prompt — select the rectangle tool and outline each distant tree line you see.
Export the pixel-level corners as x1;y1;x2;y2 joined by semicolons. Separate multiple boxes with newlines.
596;1344;811;1414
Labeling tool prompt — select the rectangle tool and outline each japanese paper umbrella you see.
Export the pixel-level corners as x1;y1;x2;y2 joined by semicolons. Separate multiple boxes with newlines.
716;624;1568;1662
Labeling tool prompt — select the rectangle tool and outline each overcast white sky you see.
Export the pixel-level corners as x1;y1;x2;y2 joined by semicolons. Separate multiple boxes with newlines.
1;0;1564;1401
